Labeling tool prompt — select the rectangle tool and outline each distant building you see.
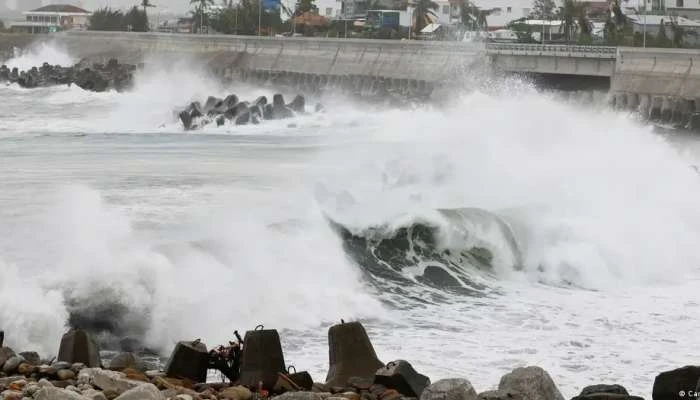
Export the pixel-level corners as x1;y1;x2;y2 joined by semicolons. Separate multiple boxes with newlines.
9;4;91;34
627;14;700;44
157;17;194;33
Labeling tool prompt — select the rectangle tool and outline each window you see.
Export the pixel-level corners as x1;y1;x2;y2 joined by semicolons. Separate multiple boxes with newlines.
443;5;450;13
507;6;512;12
326;7;333;15
677;0;683;6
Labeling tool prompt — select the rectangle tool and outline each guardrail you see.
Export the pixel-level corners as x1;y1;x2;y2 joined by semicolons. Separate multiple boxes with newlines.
485;42;617;58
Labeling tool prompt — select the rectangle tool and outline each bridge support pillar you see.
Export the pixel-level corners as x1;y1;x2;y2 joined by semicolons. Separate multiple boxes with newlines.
650;96;663;121
661;97;673;122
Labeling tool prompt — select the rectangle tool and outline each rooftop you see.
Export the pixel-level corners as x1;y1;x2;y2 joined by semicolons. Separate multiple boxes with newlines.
27;4;90;14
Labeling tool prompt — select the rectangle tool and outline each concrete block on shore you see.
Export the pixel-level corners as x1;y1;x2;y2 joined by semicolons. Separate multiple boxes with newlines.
57;329;101;368
420;379;477;400
498;366;564;400
325;321;384;387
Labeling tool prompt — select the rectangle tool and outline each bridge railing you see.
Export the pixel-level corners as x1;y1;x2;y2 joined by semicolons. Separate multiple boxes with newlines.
485;42;617;58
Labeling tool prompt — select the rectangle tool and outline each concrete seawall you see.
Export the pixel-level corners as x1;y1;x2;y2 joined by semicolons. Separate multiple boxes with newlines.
5;31;485;99
611;47;700;128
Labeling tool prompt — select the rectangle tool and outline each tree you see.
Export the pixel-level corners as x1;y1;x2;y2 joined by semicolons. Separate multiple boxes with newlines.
411;0;438;35
124;6;149;31
0;20;5;32
89;8;128;30
294;0;317;15
507;17;537;42
458;0;489;31
531;0;555;18
191;0;215;33
141;0;156;30
558;0;588;43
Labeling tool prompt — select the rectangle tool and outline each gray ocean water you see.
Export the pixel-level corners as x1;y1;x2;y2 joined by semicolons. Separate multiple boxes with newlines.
3;44;700;398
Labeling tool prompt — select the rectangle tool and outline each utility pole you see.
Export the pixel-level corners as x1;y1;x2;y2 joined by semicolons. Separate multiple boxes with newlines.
258;0;262;35
643;0;647;47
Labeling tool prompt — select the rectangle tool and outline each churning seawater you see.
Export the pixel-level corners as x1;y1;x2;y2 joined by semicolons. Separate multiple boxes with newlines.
2;43;700;399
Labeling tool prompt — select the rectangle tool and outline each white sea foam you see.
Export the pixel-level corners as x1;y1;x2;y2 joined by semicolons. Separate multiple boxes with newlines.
1;44;700;398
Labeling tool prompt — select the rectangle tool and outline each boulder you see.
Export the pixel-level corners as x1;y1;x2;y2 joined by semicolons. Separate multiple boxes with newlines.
18;352;40;366
579;385;629;396
476;390;523;400
85;368;143;394
2;356;25;374
273;392;324;400
238;328;287;390
82;388;108;400
325;321;384;387
0;389;23;400
53;361;72;370
219;385;253;400
57;329;101;368
374;360;430;397
653;366;700;400
35;386;89;400
164;340;209;383
17;363;35;375
568;384;640;400
420;379;477;400
113;383;165;400
57;369;77;381
108;353;144;372
0;347;16;368
498;366;564;400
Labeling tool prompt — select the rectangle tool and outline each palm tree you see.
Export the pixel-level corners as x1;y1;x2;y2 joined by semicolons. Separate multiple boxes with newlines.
141;0;155;30
457;0;489;31
410;0;438;36
191;0;215;33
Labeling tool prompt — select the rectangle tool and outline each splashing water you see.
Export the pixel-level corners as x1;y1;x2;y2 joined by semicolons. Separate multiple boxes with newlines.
1;44;700;397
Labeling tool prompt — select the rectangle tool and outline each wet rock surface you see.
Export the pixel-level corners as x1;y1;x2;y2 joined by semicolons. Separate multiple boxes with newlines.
0;58;135;92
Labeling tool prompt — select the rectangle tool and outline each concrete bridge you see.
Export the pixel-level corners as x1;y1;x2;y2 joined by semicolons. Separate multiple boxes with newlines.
4;31;700;124
485;42;617;77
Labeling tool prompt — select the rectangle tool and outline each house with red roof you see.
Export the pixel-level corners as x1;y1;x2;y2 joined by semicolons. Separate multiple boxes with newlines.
10;4;91;34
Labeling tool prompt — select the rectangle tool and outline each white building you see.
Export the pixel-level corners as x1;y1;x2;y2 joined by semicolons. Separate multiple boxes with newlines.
9;4;91;34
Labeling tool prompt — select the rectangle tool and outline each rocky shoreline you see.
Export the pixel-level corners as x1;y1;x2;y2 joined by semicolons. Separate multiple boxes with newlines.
0;59;135;92
0;321;695;400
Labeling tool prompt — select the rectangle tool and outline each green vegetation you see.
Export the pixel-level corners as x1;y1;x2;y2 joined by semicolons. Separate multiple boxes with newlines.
89;7;149;31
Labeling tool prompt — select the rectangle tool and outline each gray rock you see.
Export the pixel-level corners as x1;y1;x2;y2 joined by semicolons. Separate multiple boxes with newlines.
274;392;325;400
35;386;90;400
580;384;630;396
18;352;40;366
71;363;86;373
0;375;25;387
22;383;40;397
82;388;108;400
89;369;143;394
420;379;478;400
113;383;164;400
498;366;564;400
144;370;163;379
0;389;23;400
2;356;24;374
0;347;16;368
58;369;77;381
66;384;80;392
38;378;54;387
52;361;72;370
476;390;523;400
38;365;57;376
